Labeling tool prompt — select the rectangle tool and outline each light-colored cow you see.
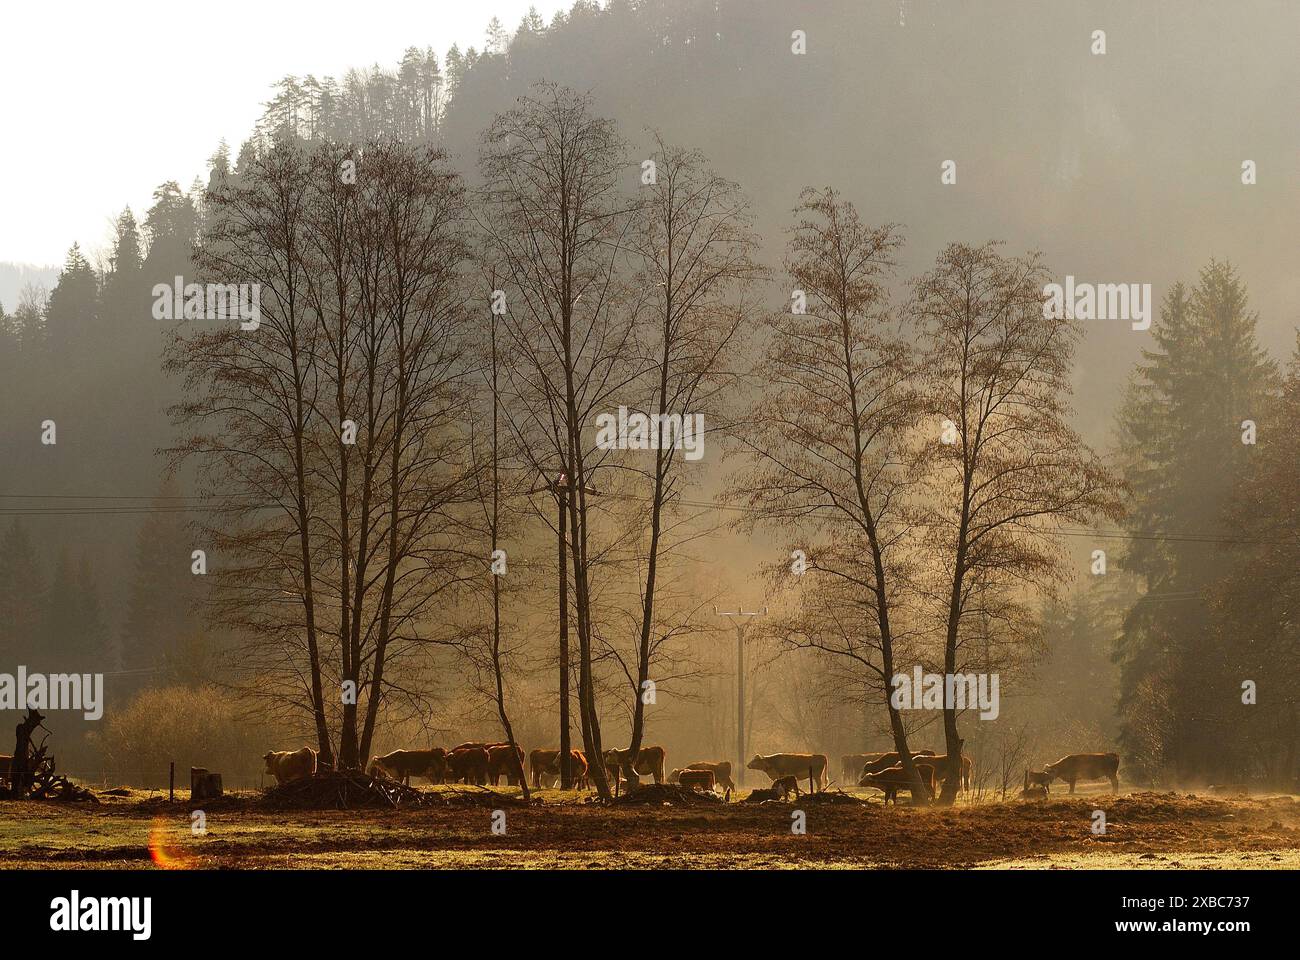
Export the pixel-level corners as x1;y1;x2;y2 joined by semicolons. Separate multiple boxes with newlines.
262;747;318;784
747;753;829;792
369;748;446;785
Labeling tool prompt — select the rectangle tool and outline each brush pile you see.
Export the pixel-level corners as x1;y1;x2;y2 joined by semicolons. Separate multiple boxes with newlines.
260;771;532;810
610;783;725;807
261;770;437;810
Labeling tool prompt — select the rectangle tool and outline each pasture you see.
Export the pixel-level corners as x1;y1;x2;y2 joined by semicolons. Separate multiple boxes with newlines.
4;787;1299;870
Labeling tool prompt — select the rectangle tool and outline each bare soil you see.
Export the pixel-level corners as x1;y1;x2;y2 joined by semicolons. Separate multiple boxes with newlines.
2;786;1297;869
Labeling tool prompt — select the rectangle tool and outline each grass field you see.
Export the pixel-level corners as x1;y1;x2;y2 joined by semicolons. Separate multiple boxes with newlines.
3;786;1299;869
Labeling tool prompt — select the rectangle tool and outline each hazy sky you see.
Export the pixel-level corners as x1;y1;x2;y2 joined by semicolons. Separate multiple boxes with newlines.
1;0;568;266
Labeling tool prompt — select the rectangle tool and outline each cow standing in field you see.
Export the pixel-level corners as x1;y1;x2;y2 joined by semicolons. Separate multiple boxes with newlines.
1042;753;1120;793
842;753;885;784
677;769;716;792
445;746;490;785
669;761;735;791
262;747;318;784
859;751;936;779
529;748;559;788
529;749;589;789
604;746;667;787
487;743;526;786
747;753;829;792
369;748;447;785
859;762;937;804
921;753;973;793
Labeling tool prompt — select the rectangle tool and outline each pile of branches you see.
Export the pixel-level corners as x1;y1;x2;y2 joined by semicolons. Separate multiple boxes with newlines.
610;783;725;807
800;789;867;806
260;771;532;810
261;770;438;810
741;787;866;806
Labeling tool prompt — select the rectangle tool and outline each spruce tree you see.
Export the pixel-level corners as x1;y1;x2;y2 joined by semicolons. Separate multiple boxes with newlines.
1115;261;1278;781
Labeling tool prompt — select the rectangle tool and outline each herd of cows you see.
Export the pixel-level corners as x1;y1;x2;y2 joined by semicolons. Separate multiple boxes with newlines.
260;742;1123;802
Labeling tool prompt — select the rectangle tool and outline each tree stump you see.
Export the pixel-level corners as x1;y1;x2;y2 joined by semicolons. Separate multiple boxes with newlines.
191;768;223;801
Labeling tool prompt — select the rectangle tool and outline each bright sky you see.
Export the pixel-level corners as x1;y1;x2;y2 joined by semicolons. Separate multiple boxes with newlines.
0;0;569;266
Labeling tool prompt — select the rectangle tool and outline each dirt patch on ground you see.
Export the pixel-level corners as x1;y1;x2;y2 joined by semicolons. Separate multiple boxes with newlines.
2;788;1298;869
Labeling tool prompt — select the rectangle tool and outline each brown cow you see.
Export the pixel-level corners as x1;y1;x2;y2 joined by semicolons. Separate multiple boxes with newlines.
842;753;885;784
487;743;526;786
747;753;829;792
262;747;317;784
445;746;490;785
604;746;667;787
858;762;936;804
529;748;559;788
771;775;801;801
859;751;935;780
368;748;446;785
1024;768;1053;794
924;753;973;792
530;749;589;789
1043;753;1119;793
674;761;734;791
677;769;716;792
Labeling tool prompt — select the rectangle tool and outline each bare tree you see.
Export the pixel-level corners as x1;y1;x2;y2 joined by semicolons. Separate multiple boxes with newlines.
912;241;1122;803
170;139;476;769
727;188;931;802
168;140;333;761
477;83;638;800
616;133;761;786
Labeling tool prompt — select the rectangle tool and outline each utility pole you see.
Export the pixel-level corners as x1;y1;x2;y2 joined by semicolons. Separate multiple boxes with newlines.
531;472;597;789
714;605;766;787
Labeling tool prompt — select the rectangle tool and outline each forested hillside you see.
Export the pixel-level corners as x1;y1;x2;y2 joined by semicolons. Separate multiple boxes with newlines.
2;0;1296;785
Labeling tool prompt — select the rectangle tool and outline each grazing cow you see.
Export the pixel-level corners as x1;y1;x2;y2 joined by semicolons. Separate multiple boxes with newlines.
677;769;716;792
858;762;936;804
445;746;490;785
449;741;494;753
603;746;667;787
842;753;885;784
529;748;560;788
1024;768;1052;794
1042;753;1119;793
859;751;936;780
368;748;446;786
530;749;589;789
922;754;973;792
673;761;735;791
262;747;318;784
487;743;527;786
771;775;800;801
567;750;590;790
747;753;829;792
845;749;936;782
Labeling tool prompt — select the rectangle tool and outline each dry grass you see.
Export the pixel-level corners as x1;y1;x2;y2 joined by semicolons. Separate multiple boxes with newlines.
3;785;1298;870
